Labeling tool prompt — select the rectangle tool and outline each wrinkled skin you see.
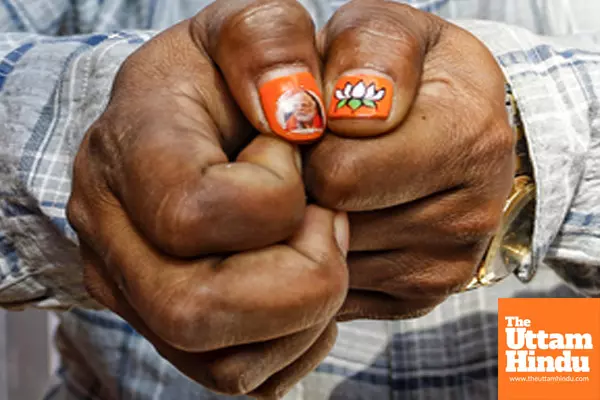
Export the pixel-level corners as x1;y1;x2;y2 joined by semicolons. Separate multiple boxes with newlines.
67;0;514;398
307;0;514;321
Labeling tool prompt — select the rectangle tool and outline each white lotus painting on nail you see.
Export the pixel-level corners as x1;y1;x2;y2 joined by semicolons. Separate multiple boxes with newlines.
335;81;386;111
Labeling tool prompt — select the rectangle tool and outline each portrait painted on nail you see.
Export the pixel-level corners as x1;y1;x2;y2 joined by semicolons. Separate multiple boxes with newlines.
276;88;324;134
259;71;325;143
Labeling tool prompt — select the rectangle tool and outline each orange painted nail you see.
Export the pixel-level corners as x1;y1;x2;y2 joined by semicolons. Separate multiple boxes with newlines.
259;71;325;144
328;73;393;120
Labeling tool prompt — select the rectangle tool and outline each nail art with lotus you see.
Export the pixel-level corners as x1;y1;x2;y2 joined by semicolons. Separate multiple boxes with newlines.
328;74;393;119
335;81;386;111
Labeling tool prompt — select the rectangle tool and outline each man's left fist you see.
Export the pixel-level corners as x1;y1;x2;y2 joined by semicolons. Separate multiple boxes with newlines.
305;0;516;320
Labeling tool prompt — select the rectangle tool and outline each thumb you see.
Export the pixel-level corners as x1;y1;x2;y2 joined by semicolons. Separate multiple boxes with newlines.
193;0;326;144
320;2;437;137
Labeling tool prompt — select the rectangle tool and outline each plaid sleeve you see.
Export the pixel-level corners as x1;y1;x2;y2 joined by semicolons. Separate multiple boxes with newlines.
0;31;155;310
0;0;70;34
453;20;600;296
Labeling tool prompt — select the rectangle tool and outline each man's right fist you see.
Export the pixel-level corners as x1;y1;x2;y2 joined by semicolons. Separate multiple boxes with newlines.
66;1;349;397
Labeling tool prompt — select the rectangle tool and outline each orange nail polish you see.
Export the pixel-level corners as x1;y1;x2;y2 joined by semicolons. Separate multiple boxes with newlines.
259;71;325;143
328;74;393;120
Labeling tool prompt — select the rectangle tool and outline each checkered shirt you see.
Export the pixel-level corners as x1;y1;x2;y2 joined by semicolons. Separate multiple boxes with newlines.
1;1;599;399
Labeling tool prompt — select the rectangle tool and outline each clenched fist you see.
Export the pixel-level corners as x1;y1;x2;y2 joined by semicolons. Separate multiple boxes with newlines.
305;1;515;320
67;1;349;398
67;0;516;398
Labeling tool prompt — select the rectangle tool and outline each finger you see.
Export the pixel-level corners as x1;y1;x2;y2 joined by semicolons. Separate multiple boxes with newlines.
91;20;307;258
80;243;333;396
336;290;441;322
194;0;326;143
348;187;505;251
306;3;514;211
250;322;338;399
194;321;330;395
109;20;250;158
79;242;120;311
75;200;348;352
304;89;514;211
94;117;305;257
320;1;435;137
344;247;483;301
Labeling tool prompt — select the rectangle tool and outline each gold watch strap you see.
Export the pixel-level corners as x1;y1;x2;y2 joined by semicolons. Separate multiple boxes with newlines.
506;83;537;283
463;82;536;291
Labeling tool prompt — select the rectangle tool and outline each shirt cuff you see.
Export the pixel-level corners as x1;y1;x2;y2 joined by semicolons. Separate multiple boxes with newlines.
453;20;595;286
0;32;155;310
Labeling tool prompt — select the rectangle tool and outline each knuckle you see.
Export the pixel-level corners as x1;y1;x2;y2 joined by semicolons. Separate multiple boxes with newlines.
67;137;100;234
308;257;349;314
466;104;516;166
444;205;502;244
365;17;422;55
66;196;92;237
74;117;124;197
156;289;210;351
203;0;314;61
82;266;102;301
329;2;427;55
428;264;475;295
406;263;474;298
306;150;360;209
321;264;348;302
230;0;310;30
160;311;198;350
493;121;517;155
149;188;209;256
149;170;305;256
81;264;116;309
85;117;122;169
263;192;306;238
373;254;474;299
239;188;306;247
205;360;253;395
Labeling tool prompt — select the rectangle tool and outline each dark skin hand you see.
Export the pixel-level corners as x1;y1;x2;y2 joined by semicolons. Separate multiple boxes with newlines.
67;1;350;398
67;0;515;398
306;0;515;321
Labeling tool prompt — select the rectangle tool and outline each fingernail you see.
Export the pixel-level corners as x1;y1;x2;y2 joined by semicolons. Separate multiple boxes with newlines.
259;69;326;144
328;70;393;120
333;212;350;258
